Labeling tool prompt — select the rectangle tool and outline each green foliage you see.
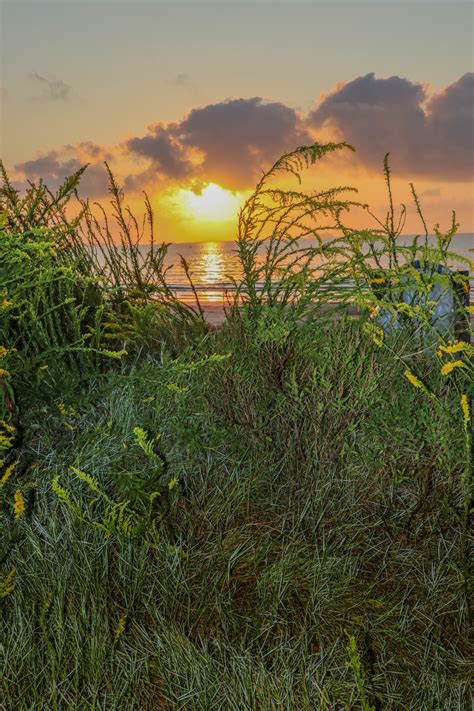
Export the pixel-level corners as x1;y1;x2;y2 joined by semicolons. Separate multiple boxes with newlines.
0;143;472;709
51;422;181;544
345;631;376;711
0;226;119;395
51;469;162;543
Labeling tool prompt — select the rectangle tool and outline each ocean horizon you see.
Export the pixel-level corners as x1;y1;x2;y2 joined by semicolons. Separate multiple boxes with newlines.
151;233;473;305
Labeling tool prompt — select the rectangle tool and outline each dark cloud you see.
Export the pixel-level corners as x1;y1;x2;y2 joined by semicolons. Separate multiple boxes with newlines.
127;125;193;181
14;152;108;198
127;97;311;190
175;97;312;188
123;164;167;193
422;73;474;180
30;72;72;102
307;72;474;181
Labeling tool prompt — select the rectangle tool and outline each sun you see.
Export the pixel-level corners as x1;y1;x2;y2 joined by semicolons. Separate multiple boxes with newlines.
174;183;246;224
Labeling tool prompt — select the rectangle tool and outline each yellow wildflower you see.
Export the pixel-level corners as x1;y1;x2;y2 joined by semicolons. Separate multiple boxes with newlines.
13;489;26;519
438;340;470;355
441;360;465;376
1;460;17;485
58;403;76;417
460;394;470;428
363;322;384;348
0;346;9;360
0;368;10;378
367;305;379;320
0;299;13;311
396;302;414;317
403;369;424;389
368;277;386;285
0;423;15;452
0;567;15;598
114;614;127;645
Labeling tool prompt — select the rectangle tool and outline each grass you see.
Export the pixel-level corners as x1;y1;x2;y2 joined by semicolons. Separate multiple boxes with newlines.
0;144;472;709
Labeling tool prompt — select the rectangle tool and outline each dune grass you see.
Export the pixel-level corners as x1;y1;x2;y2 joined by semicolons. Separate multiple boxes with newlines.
0;144;472;709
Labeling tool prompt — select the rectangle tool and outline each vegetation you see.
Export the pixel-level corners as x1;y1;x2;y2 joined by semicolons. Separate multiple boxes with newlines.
0;143;472;709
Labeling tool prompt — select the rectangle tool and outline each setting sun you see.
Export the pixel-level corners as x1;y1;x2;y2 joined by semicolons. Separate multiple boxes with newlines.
174;183;247;224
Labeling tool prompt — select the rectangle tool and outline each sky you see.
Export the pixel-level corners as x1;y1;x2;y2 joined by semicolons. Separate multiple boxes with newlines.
1;0;473;242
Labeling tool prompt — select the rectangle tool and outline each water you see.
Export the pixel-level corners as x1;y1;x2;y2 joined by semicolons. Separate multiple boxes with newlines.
161;234;473;305
164;240;242;303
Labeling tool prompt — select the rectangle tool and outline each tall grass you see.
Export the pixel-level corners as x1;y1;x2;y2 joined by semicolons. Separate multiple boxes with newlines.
0;143;472;709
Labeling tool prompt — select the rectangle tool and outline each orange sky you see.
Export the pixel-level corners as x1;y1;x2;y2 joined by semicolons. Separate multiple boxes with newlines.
2;1;473;242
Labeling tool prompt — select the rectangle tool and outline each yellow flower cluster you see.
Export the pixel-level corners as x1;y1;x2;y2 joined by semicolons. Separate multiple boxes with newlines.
437;340;472;377
1;460;17;485
363;322;384;348
0;568;15;599
58;402;77;418
460;394;470;428
437;340;472;357
440;360;465;376
114;614;127;645
396;302;415;317
13;489;26;519
403;369;424;389
0;421;15;453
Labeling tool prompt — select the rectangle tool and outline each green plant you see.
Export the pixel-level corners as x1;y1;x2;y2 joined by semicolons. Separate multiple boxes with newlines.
345;631;376;711
1;143;472;710
233;141;367;321
51;426;180;543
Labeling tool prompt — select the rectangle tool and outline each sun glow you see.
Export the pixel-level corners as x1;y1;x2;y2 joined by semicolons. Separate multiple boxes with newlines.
174;183;247;224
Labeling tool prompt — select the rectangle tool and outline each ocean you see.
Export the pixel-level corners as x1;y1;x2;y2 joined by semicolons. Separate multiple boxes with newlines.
160;233;473;305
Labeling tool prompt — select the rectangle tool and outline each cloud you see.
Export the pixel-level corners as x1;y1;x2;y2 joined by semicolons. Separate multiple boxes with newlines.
175;97;312;188
419;187;442;198
30;71;72;102
63;141;113;162
167;73;196;89
307;72;474;181
13;151;108;198
127;97;312;190
127;125;193;181
11;73;473;204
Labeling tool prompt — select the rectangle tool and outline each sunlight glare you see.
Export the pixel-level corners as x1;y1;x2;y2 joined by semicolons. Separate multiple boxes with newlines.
175;183;246;223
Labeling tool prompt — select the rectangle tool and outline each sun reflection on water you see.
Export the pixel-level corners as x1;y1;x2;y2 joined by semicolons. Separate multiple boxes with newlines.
201;242;225;283
165;240;242;305
196;241;231;303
